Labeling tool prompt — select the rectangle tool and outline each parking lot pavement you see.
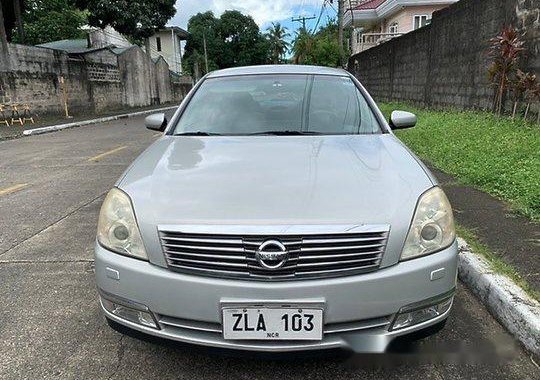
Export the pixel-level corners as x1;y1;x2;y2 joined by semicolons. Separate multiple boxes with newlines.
0;114;538;379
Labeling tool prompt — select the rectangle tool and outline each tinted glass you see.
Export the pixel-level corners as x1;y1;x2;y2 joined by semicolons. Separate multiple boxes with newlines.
173;74;381;135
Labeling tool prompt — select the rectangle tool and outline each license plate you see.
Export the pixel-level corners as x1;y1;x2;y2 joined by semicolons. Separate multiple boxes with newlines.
222;307;323;340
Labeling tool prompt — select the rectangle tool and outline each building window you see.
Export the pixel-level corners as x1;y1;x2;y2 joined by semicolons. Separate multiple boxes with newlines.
413;15;431;30
388;22;399;34
156;36;162;52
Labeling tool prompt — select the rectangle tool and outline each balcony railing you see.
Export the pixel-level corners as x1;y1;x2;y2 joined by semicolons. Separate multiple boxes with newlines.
353;32;404;54
346;0;364;8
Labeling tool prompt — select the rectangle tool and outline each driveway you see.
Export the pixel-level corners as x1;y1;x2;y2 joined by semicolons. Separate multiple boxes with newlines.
0;113;537;379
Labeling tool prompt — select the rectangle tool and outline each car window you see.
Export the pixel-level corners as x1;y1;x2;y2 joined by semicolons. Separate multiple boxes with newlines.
308;76;379;134
173;74;381;135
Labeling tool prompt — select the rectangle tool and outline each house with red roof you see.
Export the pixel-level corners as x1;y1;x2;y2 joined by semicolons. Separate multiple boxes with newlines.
344;0;458;54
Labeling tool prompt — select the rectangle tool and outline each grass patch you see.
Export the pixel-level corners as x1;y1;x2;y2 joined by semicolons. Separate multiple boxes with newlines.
378;103;540;222
456;225;540;301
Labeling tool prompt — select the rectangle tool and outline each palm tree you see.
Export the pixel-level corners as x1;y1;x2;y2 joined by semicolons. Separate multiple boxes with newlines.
292;27;314;64
266;22;290;64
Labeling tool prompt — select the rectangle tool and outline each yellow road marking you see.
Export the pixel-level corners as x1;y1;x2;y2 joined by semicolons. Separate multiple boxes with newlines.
153;132;162;137
88;146;127;162
0;183;29;196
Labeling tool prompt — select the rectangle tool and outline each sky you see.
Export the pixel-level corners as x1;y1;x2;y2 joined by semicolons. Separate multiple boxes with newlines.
169;0;338;37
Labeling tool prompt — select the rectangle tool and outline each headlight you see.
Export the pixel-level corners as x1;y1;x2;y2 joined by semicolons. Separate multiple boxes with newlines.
401;187;455;260
97;188;148;260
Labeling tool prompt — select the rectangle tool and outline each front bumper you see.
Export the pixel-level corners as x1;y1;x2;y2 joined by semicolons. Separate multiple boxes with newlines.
95;241;458;353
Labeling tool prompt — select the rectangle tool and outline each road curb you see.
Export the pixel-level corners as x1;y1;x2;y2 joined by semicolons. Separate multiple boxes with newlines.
457;237;540;356
22;106;177;137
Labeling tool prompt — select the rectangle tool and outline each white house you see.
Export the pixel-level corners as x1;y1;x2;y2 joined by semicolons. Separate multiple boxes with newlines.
147;27;189;74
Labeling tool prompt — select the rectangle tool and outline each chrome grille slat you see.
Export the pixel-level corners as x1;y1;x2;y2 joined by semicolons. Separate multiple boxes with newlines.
160;226;389;281
164;250;246;261
296;263;380;276
301;236;386;245
243;240;302;246
158;315;223;333
168;257;248;268
296;257;380;268
300;243;384;252
161;236;243;245
300;250;383;260
162;243;245;253
157;314;391;335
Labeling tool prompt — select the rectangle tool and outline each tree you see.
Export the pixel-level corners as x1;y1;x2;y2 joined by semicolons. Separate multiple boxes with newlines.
1;0;17;42
182;11;222;76
219;10;268;68
292;20;344;67
266;22;289;64
13;0;24;42
75;0;176;44
292;27;314;64
0;1;9;69
13;0;87;45
183;10;269;76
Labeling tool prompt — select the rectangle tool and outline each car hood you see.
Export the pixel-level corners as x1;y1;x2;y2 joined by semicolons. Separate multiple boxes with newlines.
118;134;434;266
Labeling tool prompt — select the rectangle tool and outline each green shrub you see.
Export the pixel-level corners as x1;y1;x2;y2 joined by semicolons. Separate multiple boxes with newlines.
379;103;540;221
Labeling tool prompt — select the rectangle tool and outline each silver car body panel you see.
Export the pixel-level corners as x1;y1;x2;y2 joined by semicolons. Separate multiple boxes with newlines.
96;241;457;353
99;65;457;353
117;134;434;268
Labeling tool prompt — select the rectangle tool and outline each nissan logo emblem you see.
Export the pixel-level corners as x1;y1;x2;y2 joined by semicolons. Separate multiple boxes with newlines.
255;240;288;270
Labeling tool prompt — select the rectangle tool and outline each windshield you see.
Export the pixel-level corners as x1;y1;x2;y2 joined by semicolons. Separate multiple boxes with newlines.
173;74;381;136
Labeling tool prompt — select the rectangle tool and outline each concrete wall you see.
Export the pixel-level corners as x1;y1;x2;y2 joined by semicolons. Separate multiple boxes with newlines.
154;58;173;104
349;0;539;111
0;43;192;117
516;0;540;76
117;46;158;107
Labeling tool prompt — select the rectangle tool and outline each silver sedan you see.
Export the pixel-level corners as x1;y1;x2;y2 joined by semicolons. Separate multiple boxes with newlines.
94;65;457;353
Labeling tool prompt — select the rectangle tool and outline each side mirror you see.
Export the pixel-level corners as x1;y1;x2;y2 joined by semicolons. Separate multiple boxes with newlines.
389;110;417;130
145;113;167;132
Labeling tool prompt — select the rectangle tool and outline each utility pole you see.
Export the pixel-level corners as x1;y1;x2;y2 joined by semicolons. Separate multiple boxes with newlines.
291;15;316;31
202;31;209;74
338;0;345;66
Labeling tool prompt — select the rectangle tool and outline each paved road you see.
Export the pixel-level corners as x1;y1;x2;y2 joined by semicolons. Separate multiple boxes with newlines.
0;114;538;379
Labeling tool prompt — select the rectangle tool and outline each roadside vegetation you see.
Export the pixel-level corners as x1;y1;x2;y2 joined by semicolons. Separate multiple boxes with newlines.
4;0;176;46
182;13;345;77
456;225;539;301
378;103;540;222
291;21;346;67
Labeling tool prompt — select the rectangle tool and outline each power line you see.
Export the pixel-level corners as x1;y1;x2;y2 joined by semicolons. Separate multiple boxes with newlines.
326;0;337;13
312;0;328;33
291;15;317;31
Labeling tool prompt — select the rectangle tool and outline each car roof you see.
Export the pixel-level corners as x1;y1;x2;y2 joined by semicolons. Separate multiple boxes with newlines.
206;65;350;78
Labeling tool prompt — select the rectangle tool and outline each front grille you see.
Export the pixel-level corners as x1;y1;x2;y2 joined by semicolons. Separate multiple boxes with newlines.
159;225;390;281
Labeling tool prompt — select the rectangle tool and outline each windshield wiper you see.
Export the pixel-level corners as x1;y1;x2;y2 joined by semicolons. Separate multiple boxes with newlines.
250;130;322;136
175;131;222;136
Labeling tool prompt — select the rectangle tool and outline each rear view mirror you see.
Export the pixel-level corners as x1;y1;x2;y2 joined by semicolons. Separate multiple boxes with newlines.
389;111;417;130
145;113;167;132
